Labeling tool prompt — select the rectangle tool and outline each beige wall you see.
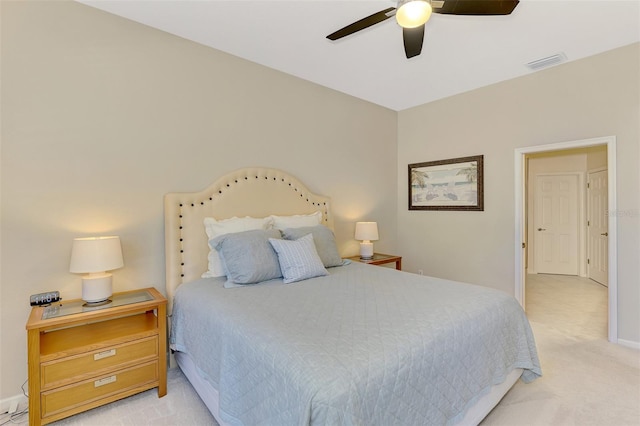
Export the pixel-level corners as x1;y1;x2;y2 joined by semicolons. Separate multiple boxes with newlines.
0;1;397;400
398;43;639;344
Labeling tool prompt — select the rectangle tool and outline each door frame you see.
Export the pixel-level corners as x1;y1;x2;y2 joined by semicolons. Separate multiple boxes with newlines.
514;136;617;343
587;167;609;285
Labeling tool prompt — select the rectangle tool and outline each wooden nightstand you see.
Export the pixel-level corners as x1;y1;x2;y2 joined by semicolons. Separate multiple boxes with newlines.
347;253;402;270
25;288;167;426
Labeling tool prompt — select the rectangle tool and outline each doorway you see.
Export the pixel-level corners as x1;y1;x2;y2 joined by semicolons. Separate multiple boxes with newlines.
514;136;617;343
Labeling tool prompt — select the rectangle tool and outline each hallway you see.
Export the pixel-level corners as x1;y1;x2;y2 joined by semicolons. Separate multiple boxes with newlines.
525;273;608;340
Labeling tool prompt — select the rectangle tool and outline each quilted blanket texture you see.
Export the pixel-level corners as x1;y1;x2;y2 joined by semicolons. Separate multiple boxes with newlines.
170;262;541;426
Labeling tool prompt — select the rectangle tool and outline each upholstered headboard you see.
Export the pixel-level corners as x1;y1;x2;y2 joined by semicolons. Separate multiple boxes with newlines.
164;167;333;312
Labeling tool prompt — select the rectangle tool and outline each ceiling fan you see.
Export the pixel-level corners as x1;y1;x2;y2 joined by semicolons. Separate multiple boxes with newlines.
326;0;519;59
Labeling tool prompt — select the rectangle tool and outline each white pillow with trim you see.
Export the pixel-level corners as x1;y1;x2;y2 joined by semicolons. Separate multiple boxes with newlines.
270;211;322;230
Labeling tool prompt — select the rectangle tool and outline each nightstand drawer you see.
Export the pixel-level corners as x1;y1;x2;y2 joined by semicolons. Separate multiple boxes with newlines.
41;360;158;418
41;336;158;389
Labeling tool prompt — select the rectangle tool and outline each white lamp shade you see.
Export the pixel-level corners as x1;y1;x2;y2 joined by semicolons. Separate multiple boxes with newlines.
355;222;379;242
70;236;124;273
396;0;433;28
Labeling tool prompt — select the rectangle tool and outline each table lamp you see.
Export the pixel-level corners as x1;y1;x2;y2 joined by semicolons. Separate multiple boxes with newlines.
355;222;379;260
70;236;124;305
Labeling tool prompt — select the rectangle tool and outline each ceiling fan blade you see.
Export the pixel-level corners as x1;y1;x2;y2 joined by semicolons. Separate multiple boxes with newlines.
403;25;425;59
433;0;519;15
327;7;396;40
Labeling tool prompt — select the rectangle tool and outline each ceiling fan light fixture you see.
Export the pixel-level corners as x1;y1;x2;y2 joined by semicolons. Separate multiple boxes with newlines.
396;0;432;29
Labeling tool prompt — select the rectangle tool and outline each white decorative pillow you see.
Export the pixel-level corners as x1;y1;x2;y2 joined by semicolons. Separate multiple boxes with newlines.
202;216;273;278
270;211;322;230
268;233;328;284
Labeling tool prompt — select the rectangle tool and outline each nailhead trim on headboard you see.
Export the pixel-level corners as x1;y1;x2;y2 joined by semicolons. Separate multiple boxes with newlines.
164;167;333;313
173;173;330;279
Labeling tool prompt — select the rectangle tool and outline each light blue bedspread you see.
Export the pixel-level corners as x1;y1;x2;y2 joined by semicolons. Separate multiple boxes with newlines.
170;262;541;426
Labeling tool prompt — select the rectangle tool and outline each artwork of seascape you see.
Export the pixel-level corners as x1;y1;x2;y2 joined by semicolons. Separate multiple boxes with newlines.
411;160;478;206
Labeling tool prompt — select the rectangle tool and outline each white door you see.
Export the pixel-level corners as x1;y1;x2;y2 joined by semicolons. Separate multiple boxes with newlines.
588;170;608;286
534;174;579;275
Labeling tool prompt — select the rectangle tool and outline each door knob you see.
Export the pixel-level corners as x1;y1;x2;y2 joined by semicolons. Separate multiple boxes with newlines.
537;228;546;231
601;232;608;236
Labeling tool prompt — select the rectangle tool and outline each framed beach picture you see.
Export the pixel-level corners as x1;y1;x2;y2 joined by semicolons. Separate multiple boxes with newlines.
408;155;484;211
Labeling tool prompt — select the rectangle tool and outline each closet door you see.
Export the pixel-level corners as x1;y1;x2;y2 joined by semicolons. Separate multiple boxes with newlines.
534;174;579;275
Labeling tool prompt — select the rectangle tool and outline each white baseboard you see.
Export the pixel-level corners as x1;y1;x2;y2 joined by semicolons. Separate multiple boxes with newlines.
618;338;640;350
0;394;28;415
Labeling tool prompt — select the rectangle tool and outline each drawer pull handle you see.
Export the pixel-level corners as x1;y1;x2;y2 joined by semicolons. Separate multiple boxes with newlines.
94;375;116;388
94;349;116;361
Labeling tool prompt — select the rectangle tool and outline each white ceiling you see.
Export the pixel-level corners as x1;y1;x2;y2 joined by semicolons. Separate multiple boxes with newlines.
79;0;640;111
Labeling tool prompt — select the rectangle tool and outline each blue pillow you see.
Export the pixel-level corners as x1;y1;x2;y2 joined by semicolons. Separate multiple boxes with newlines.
268;234;328;284
281;225;343;268
211;229;282;285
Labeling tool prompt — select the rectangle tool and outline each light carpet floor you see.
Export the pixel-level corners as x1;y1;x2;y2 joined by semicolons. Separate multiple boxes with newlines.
482;274;639;426
43;274;639;425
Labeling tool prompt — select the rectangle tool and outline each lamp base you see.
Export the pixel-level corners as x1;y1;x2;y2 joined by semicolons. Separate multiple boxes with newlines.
83;299;113;308
82;273;113;304
359;241;374;260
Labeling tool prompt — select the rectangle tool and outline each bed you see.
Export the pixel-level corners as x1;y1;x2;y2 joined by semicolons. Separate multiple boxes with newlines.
165;167;541;426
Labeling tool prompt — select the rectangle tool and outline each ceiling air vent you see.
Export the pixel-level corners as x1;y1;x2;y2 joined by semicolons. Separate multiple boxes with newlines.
525;53;567;71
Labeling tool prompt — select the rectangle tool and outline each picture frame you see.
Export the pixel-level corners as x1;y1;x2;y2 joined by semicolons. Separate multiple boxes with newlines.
408;155;484;211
